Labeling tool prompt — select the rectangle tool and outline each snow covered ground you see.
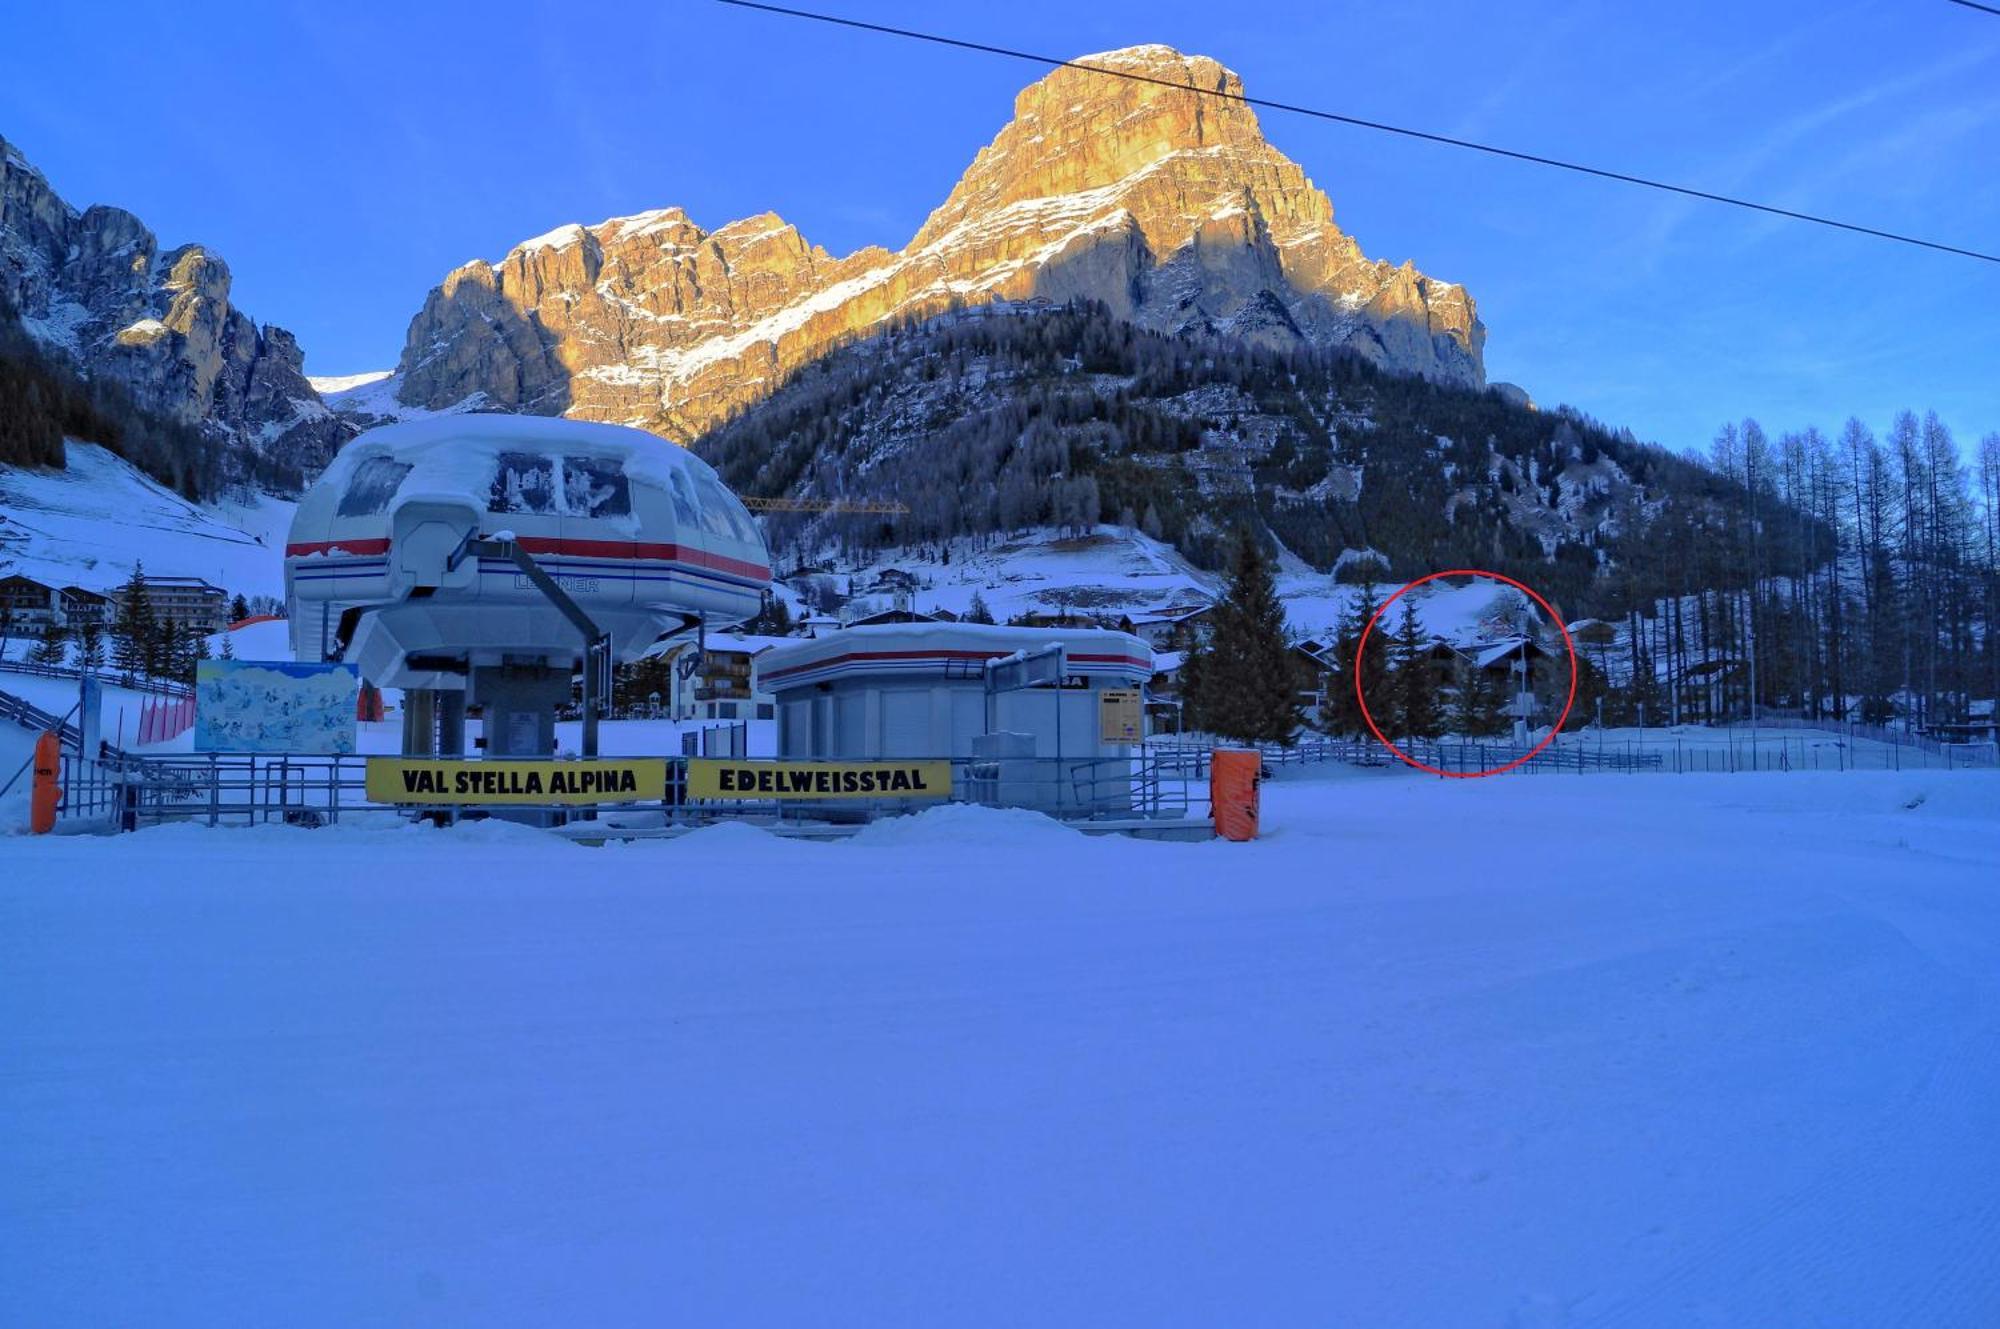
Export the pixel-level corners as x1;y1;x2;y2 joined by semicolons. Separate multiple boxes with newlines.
5;768;1999;1326
0;441;294;600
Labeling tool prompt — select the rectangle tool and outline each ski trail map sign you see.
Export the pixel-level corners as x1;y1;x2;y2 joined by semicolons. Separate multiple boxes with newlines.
196;660;360;754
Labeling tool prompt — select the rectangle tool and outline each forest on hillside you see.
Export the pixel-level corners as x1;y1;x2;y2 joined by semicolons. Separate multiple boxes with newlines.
0;291;239;499
697;300;1999;729
694;301;1812;611
1608;412;2000;729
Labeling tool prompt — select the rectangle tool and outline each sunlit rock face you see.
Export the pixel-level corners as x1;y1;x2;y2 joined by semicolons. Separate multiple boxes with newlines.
0;134;343;481
394;45;1485;439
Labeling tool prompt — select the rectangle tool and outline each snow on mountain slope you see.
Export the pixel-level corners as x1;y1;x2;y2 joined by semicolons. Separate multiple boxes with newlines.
311;369;490;428
0;442;292;599
791;528;1219;626
804;525;1553;647
305;370;392;397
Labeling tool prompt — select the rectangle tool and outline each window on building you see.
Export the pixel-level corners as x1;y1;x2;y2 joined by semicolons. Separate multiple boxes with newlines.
756;703;774;720
337;458;412;517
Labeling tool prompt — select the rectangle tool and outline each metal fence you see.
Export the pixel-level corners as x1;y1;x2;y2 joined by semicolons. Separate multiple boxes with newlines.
51;750;1207;834
2;687;82;750
0;656;193;699
1149;727;1996;776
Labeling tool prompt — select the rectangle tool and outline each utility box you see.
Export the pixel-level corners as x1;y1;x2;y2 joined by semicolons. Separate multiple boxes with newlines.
967;730;1038;808
471;664;566;757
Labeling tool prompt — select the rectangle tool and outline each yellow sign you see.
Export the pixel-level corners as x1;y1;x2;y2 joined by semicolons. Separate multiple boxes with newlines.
366;757;667;805
1099;688;1144;744
687;758;952;801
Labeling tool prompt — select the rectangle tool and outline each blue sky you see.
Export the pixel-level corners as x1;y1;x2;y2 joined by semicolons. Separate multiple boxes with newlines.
3;0;1995;457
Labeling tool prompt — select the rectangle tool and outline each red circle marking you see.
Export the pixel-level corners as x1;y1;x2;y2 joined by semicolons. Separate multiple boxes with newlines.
1353;569;1578;779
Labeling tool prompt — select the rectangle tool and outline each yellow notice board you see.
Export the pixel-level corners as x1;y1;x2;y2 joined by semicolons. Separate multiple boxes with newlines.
366;758;667;805
687;758;952;801
1099;688;1144;744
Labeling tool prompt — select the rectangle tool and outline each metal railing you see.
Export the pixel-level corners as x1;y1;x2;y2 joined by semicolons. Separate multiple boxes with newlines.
2;687;82;749
0;655;194;699
1148;726;1994;776
1737;715;1995;764
49;750;1205;833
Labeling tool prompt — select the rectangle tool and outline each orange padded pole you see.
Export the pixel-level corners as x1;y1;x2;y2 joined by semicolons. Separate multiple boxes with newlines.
1210;747;1261;842
30;730;62;835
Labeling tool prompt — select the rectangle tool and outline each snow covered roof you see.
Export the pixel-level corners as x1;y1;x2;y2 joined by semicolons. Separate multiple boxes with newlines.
757;622;1152;691
1132;604;1213;626
705;632;797;657
1471;637;1550;669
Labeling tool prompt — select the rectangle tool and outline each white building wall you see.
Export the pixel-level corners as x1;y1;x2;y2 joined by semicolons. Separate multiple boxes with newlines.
770;676;1138;763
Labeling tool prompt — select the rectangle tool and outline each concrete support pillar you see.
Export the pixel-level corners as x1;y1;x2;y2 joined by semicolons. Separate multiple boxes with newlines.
402;688;438;757
436;691;467;757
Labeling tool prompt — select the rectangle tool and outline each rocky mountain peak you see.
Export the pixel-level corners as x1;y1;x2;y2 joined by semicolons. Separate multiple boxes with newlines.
383;45;1485;441
0;133;344;486
913;46;1284;249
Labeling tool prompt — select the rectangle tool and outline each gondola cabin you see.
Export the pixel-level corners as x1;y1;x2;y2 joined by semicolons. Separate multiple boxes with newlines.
285;415;769;694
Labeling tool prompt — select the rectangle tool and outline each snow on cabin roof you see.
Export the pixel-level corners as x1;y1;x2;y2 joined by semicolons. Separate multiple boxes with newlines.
757;622;1152;690
312;413;718;497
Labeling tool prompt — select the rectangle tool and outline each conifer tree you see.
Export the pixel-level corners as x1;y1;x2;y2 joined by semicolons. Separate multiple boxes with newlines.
1452;658;1506;737
111;564;156;682
29;619;67;667
1182;530;1301;744
1324;581;1389;737
153;616;180;682
75;615;104;672
1390;603;1442;739
965;591;996;625
229;592;250;623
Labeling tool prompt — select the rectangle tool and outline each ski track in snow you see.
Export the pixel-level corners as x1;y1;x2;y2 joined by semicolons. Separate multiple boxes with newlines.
3;770;1999;1325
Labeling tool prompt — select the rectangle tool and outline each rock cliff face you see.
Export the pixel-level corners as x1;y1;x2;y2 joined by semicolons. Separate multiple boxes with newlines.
394;45;1485;440
0;133;345;483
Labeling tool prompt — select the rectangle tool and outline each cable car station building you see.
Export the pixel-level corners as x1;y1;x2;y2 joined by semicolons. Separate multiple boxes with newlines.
755;623;1154;814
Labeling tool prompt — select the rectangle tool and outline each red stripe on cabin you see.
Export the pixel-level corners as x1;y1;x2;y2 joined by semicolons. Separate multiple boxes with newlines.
283;535;768;581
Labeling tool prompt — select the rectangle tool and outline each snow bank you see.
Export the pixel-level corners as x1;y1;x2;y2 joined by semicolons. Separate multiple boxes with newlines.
847;801;1079;847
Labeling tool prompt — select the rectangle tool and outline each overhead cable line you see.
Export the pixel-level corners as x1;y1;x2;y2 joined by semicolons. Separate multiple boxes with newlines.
717;0;2000;265
1944;1;2000;19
